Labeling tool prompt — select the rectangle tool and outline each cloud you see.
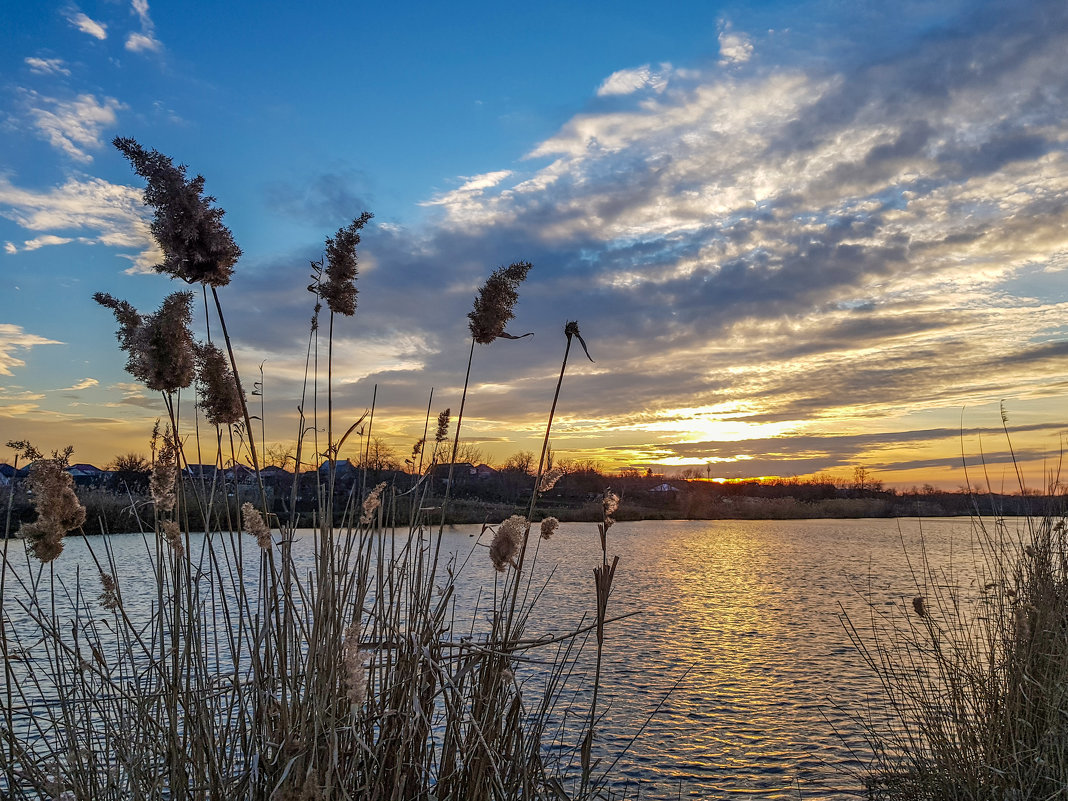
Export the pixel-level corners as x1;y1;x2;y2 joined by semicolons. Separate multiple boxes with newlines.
66;11;107;40
316;0;1068;478
4;242;16;255
125;0;162;53
0;174;159;270
0;324;63;376
596;64;673;97
25;57;71;76
718;25;753;66
57;377;99;392
25;92;124;162
125;33;161;52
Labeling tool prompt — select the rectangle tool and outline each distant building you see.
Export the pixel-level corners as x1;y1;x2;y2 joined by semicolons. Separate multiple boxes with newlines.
472;463;498;479
649;483;679;493
67;463;107;487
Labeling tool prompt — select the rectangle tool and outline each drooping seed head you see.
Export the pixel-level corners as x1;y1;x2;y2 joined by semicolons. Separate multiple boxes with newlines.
161;520;185;558
539;466;566;493
114;137;241;286
98;571;119;611
150;431;178;513
468;261;532;344
241;502;272;549
94;291;196;393
540;517;559;540
19;452;86;563
360;482;388;526
490;515;527;572
193;341;244;426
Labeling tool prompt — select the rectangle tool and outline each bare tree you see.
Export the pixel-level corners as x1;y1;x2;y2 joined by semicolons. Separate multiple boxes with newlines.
454;441;485;466
360;437;400;472
501;451;536;475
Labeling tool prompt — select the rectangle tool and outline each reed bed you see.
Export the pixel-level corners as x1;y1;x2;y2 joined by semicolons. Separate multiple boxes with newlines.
0;139;625;800
846;498;1068;799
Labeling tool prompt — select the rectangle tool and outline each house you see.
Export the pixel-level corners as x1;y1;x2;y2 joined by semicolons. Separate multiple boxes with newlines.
472;463;498;479
649;483;679;493
67;463;108;487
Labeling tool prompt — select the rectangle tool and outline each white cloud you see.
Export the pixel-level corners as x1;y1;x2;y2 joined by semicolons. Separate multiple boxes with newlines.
22;234;76;251
0;174;159;270
26;92;124;162
126;32;161;52
597;63;673;97
718;29;754;66
0;324;63;377
3;242;15;255
57;377;99;391
25;57;71;76
125;0;162;53
67;11;107;40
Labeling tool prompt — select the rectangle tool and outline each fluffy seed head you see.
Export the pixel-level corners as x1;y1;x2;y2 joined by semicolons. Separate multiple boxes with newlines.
435;409;450;443
98;571;119;611
360;482;388;526
468;261;532;344
603;490;619;518
539;466;566;493
94;291;196;392
241;502;272;549
490;515;526;572
161;520;185;557
342;621;367;708
319;212;373;316
193;341;244;426
150;432;178;513
114;137;241;286
19;453;86;563
540;517;559;540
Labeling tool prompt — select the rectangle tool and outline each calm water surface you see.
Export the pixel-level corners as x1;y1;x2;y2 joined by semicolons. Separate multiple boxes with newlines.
4;517;999;799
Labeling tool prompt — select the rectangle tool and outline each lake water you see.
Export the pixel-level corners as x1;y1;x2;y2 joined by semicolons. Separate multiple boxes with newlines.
2;516;1002;799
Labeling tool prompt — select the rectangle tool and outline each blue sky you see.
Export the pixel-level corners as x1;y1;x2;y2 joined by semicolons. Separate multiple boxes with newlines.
1;0;1067;489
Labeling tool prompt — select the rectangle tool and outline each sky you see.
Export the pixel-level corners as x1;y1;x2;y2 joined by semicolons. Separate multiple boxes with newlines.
1;0;1067;490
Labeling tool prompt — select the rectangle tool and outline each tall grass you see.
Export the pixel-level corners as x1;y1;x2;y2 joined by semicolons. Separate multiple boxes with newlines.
846;491;1068;798
0;140;623;800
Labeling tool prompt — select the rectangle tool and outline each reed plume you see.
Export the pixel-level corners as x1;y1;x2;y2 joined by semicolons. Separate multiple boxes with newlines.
539;516;559;540
19;449;86;563
319;212;373;317
150;430;178;513
490;515;526;572
241;502;272;549
94;291;196;393
468;261;533;344
114;137;241;286
194;341;245;426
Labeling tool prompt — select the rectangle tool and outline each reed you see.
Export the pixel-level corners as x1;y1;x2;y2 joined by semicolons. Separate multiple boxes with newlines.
0;140;623;801
845;478;1068;798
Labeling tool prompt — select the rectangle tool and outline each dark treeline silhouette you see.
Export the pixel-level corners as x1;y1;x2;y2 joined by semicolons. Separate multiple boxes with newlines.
4;458;1063;535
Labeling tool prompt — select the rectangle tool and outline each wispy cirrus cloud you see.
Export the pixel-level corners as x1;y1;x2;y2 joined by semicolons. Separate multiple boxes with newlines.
65;10;107;40
24;57;71;76
125;0;161;53
56;377;99;392
0;324;62;377
0;174;159;271
24;92;124;162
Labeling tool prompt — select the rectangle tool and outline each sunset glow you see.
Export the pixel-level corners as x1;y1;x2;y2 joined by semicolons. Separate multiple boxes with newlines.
1;1;1066;489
